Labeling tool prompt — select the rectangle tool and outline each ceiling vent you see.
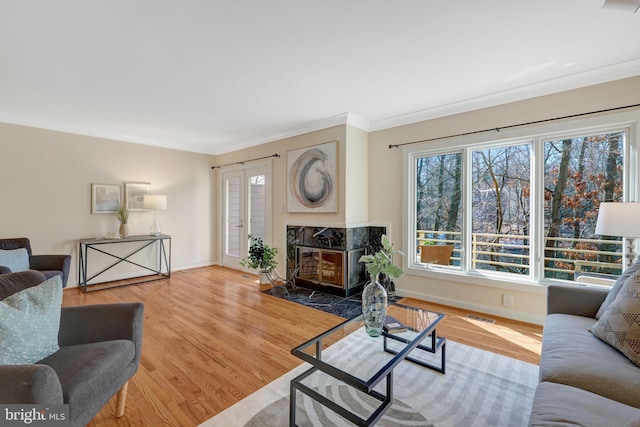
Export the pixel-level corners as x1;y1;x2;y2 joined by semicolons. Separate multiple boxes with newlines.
602;0;640;12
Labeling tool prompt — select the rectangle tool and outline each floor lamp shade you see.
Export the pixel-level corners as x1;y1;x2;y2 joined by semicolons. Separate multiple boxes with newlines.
595;202;640;266
595;202;640;237
143;195;167;236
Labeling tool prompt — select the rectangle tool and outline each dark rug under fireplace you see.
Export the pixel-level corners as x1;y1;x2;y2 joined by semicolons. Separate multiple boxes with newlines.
262;285;399;318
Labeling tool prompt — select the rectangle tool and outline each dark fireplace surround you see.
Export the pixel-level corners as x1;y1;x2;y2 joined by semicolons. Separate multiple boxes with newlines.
286;225;387;297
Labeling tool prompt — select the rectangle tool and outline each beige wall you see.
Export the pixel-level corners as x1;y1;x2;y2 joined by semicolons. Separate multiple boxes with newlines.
344;125;369;225
369;75;640;324
213;125;350;269
0;123;214;287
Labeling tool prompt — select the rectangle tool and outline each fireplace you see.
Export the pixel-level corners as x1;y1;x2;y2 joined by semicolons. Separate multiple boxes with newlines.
286;225;386;296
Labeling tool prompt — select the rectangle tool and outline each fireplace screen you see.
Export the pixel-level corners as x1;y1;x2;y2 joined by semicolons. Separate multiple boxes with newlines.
297;246;344;288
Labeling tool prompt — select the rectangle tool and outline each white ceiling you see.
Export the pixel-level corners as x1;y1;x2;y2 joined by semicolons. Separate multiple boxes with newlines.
1;1;639;155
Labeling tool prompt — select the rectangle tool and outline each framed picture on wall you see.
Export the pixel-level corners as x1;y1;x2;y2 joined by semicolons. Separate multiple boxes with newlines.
124;182;151;211
287;141;337;213
91;183;121;214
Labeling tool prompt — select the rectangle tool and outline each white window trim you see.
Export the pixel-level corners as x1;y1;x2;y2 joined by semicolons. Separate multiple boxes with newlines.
402;110;640;291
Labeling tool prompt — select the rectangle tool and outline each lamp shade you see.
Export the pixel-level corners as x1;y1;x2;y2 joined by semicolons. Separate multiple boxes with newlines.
595;202;640;238
143;195;167;211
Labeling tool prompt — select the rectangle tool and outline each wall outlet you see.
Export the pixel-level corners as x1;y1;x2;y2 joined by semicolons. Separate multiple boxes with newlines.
503;294;514;307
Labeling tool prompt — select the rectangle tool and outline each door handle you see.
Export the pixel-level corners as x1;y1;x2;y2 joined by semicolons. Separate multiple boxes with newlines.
235;224;243;228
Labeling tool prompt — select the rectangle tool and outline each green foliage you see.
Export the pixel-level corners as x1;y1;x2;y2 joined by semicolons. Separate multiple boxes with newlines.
240;235;278;271
359;235;405;279
116;205;128;224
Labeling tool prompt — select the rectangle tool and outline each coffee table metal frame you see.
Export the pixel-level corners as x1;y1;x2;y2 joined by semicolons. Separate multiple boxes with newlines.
290;303;446;427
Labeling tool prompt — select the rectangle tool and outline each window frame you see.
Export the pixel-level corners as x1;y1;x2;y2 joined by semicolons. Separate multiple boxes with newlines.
402;111;639;291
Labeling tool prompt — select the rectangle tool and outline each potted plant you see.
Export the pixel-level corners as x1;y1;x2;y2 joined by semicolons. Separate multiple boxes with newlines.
240;235;278;284
359;234;405;280
117;206;129;237
358;235;404;337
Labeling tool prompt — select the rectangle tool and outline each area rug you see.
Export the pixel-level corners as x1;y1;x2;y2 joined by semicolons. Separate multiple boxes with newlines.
199;328;539;426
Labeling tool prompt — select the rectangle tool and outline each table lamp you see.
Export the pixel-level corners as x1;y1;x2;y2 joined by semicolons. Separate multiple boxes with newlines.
595;202;640;266
143;195;167;236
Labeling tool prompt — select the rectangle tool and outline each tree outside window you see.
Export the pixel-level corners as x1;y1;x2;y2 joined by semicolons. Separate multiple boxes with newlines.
543;132;624;280
412;128;627;283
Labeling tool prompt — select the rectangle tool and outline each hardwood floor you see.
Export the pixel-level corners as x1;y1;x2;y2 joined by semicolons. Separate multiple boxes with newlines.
62;266;542;426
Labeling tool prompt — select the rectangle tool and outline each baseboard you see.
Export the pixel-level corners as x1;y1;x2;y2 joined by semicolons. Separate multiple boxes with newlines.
396;289;545;325
64;261;217;289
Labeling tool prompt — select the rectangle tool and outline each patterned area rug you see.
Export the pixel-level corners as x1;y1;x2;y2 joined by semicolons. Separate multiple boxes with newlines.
200;328;539;427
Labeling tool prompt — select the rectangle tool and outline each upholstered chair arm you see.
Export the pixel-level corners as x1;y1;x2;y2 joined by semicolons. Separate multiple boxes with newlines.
29;254;71;285
547;284;609;317
0;364;63;404
59;303;144;365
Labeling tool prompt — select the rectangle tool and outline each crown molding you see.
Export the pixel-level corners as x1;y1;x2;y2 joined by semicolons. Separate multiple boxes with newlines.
214;112;371;155
0;112;218;155
369;59;640;132
345;112;370;132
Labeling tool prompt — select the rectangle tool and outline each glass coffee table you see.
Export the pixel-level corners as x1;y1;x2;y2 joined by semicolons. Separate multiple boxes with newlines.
290;303;446;426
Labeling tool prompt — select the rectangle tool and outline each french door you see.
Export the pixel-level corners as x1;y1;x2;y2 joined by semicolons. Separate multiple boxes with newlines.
220;162;272;270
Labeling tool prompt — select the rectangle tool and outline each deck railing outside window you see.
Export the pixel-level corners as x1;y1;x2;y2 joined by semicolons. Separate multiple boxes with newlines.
417;230;623;283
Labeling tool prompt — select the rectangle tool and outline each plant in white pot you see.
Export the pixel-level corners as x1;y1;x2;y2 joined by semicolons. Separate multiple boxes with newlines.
240;235;278;285
358;235;404;337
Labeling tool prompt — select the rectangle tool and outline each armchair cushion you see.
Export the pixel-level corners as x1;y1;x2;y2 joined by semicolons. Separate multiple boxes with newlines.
0;276;62;364
0;248;29;272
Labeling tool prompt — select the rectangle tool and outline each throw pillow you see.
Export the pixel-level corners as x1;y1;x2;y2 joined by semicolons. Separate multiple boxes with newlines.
0;276;62;364
0;248;30;273
590;271;640;367
596;258;640;319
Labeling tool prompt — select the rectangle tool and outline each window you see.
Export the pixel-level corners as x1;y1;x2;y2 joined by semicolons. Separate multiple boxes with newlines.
471;143;531;276
415;153;462;267
407;121;633;286
543;132;625;281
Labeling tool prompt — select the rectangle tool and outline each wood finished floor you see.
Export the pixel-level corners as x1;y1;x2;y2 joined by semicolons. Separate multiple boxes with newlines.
61;266;543;427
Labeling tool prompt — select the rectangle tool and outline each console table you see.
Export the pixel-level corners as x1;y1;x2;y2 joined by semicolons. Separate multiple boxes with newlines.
78;234;171;292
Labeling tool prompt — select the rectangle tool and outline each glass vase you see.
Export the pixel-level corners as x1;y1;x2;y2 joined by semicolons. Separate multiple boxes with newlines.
362;273;388;337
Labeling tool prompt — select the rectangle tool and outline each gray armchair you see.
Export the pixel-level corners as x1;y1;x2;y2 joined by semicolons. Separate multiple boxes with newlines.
0;238;71;286
0;270;144;426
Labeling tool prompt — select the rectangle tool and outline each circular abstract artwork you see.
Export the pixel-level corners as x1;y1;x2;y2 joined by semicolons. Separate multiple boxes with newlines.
287;141;337;212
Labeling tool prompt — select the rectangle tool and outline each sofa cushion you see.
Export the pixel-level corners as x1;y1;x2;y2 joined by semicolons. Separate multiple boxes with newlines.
529;381;640;427
0;276;62;364
540;313;640;408
39;340;137;427
0;248;29;273
597;258;640;319
590;270;640;367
